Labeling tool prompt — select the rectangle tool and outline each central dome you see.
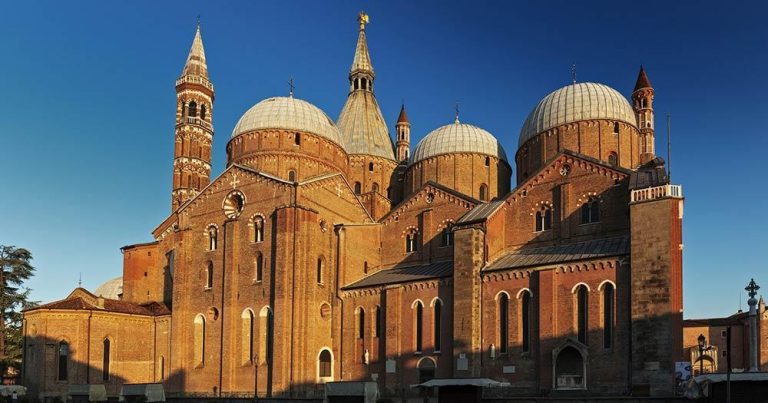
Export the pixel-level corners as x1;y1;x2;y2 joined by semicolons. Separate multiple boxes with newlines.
519;82;636;146
231;96;342;145
410;122;507;165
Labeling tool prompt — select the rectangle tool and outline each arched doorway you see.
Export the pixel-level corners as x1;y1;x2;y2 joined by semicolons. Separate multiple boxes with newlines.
553;339;587;390
418;357;436;384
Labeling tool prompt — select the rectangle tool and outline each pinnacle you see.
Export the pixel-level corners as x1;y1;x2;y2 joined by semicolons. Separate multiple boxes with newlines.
181;24;208;78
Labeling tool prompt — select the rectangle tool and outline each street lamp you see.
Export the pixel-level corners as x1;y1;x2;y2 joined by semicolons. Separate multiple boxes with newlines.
697;334;706;375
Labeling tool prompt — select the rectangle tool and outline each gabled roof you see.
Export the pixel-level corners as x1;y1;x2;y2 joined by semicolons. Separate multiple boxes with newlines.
26;288;170;317
484;236;630;272
457;200;506;225
380;181;480;222
343;261;452;290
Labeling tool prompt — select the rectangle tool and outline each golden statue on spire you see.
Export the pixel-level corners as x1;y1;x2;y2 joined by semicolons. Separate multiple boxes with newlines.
358;11;369;31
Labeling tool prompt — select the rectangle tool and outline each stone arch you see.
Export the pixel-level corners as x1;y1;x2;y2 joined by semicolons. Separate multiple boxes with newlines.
552;338;588;390
317;347;334;382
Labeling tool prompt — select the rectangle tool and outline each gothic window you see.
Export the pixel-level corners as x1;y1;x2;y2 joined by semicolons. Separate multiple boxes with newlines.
520;290;532;353
433;299;442;352
535;206;553;232
188;101;197;118
479;184;488;201
368;162;374;172
603;283;615;349
205;261;213;289
374;306;382;338
608;152;618;167
254;253;263;282
194;314;205;366
414;301;423;353
613;122;620;134
575;285;589;344
102;338;111;381
207;226;217;251
498;293;509;354
441;223;454;247
317;257;324;284
405;231;418;253
253;216;264;243
354;182;362;195
318;349;332;378
357;307;365;340
200;104;207;120
241;309;255;365
294;133;301;146
288;170;296;182
581;198;600;224
57;341;69;381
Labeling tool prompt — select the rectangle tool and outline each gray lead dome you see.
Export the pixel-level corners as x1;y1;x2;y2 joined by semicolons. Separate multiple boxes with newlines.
410;122;507;165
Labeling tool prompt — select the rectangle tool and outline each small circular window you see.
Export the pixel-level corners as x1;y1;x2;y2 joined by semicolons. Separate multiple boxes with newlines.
207;307;220;321
223;191;245;219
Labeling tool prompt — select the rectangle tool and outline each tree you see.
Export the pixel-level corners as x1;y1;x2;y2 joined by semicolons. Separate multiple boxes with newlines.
0;246;36;369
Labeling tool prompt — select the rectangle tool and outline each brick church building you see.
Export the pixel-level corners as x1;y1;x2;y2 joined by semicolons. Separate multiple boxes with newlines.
23;13;686;401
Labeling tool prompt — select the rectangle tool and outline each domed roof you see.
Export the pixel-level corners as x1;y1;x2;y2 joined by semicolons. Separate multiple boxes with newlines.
93;276;123;299
337;91;396;160
410;121;508;165
231;96;343;145
519;82;637;146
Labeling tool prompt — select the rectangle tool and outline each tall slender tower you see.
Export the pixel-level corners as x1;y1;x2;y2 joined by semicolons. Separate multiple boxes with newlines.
395;104;410;162
632;66;655;164
172;23;215;211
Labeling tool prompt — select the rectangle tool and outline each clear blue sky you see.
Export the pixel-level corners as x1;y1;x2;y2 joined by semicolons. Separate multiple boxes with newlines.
1;1;765;319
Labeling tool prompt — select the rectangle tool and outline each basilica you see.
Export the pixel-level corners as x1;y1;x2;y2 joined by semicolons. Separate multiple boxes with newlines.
23;13;686;401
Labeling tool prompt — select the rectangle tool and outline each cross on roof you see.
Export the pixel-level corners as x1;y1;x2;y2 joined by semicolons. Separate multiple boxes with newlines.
746;278;760;299
571;63;577;84
230;172;240;188
288;77;295;97
454;102;460;124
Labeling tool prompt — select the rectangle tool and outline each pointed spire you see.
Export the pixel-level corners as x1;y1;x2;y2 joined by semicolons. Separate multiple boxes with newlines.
181;23;208;78
351;12;374;76
634;65;652;91
397;104;410;124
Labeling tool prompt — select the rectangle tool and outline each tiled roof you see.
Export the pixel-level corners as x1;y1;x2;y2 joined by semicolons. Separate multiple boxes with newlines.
484;236;630;272
343;261;453;290
457;200;506;224
634;66;652;91
28;288;170;317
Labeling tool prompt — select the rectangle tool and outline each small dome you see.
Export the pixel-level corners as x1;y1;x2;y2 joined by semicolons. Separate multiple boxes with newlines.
93;277;123;299
410;122;507;165
519;82;637;146
231;97;343;145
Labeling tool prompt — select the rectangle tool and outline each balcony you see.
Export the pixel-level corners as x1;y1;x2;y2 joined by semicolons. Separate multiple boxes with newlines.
630;184;682;203
179;116;213;131
175;75;214;91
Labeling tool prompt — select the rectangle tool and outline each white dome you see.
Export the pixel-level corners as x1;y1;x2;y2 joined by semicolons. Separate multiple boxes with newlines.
410;121;507;165
519;82;637;146
93;276;123;299
231;97;343;145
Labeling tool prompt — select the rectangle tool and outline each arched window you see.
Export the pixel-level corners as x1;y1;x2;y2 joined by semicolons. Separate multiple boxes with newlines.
555;345;585;389
253;216;264;243
205;261;213;289
363;261;369;274
441;223;454;247
613;122;620;134
57;341;69;381
374;306;382;338
372;182;379;193
575;285;589;344
479;184;488;201
200;104;207;120
194;314;205;366
318;349;332;378
368;162;374;172
521;290;531;353
535;206;553;232
640;98;647;108
357;307;365;340
602;283;615;349
242;309;255;365
414;301;423;353
294;133;301;146
254;254;263;282
102;338;111;381
159;356;165;381
484;156;491;167
433;299;442;352
316;257;324;284
405;231;418;253
207;226;217;251
259;307;273;365
581;198;600;224
608;152;618;167
288;170;296;182
498;293;509;354
188;101;197;118
354;182;362;195
418;357;436;384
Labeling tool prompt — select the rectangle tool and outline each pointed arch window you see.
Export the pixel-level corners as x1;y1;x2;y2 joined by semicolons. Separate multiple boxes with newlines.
374;306;382;338
602;283;615;349
535;206;553;232
294;133;301;146
441;223;454;247
498;293;509;354
194;314;205;366
254;253;263;282
479;184;488;201
433;299;442;352
484;156;490;167
207;225;217;251
57;341;69;381
253;216;265;243
288;170;296;182
414;301;424;353
354;182;362;195
241;309;255;365
368;162;374;172
405;230;418;253
575;285;589;344
102;338;111;381
188;101;197;118
205;261;213;289
520;290;532;353
581;198;600;224
613;122;620;134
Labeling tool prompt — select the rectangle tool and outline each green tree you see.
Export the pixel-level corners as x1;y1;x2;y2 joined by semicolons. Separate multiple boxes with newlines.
0;246;36;369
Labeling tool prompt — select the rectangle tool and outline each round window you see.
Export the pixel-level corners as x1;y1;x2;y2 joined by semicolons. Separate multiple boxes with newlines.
223;191;245;219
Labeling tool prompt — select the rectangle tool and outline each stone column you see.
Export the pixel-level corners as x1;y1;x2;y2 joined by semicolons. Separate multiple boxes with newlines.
746;279;760;372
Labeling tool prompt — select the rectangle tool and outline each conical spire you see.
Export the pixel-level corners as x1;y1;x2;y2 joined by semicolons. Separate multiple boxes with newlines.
181;23;208;78
350;12;374;76
634;65;652;91
397;104;410;124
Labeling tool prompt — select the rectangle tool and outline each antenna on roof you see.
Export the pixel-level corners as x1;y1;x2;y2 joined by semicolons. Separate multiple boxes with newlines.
667;114;672;182
571;63;577;84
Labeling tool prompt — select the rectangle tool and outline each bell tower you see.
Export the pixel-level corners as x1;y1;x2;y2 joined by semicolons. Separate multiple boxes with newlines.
395;104;410;162
172;23;215;211
632;66;655;164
